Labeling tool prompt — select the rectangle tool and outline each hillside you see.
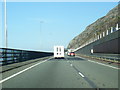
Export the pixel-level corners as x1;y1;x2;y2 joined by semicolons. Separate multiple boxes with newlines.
67;4;119;49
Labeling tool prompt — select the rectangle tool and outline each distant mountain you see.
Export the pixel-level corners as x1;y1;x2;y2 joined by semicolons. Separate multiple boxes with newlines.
67;4;119;49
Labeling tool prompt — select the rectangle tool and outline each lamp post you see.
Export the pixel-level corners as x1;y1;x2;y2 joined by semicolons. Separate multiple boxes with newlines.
3;0;8;65
4;0;7;48
40;21;44;33
40;21;44;49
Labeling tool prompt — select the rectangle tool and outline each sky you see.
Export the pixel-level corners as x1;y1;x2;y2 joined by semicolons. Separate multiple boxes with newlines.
0;1;118;52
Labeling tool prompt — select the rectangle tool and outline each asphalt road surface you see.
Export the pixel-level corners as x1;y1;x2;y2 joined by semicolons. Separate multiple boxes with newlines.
1;55;119;88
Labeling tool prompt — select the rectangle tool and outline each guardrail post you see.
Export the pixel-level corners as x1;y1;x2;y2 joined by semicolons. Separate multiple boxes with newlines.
3;49;7;65
12;49;15;63
18;51;22;62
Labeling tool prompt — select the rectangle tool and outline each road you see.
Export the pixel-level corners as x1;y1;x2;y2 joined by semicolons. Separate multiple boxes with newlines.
1;55;119;88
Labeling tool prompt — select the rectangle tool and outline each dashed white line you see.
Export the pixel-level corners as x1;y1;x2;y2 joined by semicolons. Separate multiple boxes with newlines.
0;58;52;84
70;64;73;66
88;60;119;70
78;72;85;78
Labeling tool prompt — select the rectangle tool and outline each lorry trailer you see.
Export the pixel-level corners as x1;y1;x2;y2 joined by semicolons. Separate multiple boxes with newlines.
54;46;64;59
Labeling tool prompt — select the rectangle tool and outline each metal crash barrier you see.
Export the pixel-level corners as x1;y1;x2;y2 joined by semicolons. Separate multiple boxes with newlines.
0;48;53;65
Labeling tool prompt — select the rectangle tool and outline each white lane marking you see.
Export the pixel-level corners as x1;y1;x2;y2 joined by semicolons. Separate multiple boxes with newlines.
76;56;119;70
78;72;85;78
75;56;87;61
70;64;73;66
88;60;119;70
0;58;52;84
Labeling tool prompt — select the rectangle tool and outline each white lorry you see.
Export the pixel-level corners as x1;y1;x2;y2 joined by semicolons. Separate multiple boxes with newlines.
54;46;64;59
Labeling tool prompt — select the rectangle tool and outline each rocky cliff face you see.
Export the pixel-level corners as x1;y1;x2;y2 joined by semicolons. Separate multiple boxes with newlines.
67;4;119;49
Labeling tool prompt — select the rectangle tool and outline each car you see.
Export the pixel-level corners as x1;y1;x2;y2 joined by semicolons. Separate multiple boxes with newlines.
70;52;75;56
67;52;71;56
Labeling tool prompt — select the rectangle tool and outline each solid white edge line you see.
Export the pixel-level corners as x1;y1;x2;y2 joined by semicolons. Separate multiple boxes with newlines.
0;57;52;84
76;56;119;70
88;60;119;70
78;72;85;78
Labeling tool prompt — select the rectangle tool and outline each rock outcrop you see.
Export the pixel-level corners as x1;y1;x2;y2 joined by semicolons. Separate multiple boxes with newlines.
67;4;119;49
